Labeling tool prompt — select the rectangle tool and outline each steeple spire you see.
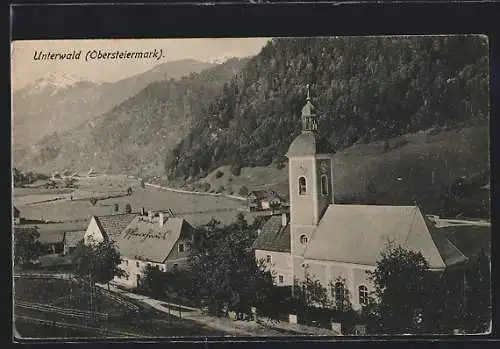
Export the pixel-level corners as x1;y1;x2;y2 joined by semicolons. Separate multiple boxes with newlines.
301;83;318;132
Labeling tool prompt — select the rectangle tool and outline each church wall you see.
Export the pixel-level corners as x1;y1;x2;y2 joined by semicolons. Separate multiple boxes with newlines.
301;258;376;310
290;225;317;258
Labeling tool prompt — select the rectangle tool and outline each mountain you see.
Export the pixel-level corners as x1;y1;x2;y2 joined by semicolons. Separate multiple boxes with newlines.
12;59;216;163
166;36;489;181
19;58;249;176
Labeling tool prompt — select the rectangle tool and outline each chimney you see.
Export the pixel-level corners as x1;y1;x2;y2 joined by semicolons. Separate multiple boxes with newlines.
159;212;165;228
148;210;154;221
281;213;288;227
141;207;146;216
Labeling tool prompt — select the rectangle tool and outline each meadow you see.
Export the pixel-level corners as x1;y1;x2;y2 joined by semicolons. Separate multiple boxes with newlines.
13;174;250;227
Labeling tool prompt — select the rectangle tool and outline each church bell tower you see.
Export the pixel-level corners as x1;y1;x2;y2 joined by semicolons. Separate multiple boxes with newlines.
286;84;334;283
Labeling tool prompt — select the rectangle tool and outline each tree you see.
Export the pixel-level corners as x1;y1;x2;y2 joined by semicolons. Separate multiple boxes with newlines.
71;238;126;292
230;164;242;177
89;197;98;206
461;250;491;333
238;186;249;196
114;203;119;213
125;203;132;214
127;187;133;195
188;214;275;316
14;228;44;268
368;243;432;334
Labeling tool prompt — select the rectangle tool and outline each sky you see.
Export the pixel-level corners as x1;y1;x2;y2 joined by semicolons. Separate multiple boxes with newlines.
11;38;271;90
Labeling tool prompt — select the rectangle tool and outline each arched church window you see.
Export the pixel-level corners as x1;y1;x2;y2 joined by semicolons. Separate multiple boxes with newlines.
321;175;329;196
358;285;368;306
333;281;347;306
299;234;308;245
298;176;307;195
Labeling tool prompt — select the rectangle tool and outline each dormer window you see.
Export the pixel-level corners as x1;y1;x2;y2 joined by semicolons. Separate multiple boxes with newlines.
321;175;329;196
298;176;307;195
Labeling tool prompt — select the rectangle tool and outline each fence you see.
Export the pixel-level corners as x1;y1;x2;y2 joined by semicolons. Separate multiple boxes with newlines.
16;300;110;321
94;286;140;312
14;272;74;280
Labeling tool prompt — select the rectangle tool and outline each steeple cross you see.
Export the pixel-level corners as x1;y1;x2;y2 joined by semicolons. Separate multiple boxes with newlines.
306;83;311;101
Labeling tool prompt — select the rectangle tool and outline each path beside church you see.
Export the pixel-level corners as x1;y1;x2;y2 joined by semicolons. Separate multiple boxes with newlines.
95;283;340;337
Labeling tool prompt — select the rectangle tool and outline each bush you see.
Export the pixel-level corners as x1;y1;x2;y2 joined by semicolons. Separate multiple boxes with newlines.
230;164;242;177
239;186;249;196
215;170;224;179
89;197;98;206
125;204;132;214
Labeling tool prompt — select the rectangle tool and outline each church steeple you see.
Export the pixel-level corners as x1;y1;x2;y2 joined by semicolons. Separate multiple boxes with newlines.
301;84;318;133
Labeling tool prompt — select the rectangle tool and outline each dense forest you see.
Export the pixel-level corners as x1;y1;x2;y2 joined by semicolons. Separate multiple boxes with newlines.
166;36;489;180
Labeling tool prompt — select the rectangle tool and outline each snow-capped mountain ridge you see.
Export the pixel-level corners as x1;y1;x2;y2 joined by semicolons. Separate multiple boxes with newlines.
208;55;236;65
20;72;101;97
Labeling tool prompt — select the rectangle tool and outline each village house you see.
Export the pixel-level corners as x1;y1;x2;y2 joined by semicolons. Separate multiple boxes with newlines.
252;213;293;287
247;190;284;212
111;211;194;289
253;87;471;311
84;212;138;244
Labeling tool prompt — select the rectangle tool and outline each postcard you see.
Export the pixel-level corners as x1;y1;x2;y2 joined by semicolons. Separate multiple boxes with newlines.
11;36;491;340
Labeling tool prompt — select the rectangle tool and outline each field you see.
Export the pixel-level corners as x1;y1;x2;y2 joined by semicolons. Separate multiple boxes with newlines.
13;174;250;226
13;124;490;227
13;276;226;339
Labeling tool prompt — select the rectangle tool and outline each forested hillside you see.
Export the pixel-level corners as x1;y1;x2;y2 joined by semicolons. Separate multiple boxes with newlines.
21;58;249;176
167;36;488;180
13;59;215;163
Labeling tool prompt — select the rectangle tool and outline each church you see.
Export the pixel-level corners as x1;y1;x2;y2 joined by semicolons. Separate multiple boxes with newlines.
252;86;468;311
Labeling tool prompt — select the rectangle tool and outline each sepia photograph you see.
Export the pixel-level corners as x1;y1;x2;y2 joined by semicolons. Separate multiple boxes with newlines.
11;35;491;339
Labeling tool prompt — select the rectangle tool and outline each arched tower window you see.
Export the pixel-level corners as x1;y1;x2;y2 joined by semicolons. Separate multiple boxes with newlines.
298;176;307;195
358;285;369;306
320;175;329;196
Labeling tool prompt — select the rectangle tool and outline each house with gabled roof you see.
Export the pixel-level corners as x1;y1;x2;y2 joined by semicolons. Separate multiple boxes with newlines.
248;189;284;212
84;213;138;245
252;213;292;286
252;87;474;311
112;211;194;288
